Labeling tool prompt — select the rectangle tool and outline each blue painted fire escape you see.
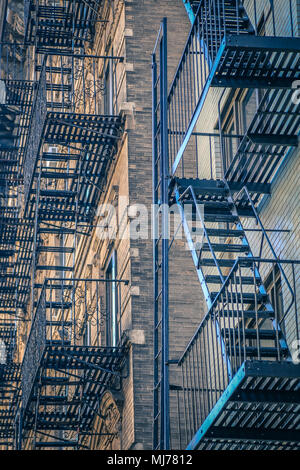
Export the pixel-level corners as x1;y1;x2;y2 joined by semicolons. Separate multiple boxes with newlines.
153;0;300;450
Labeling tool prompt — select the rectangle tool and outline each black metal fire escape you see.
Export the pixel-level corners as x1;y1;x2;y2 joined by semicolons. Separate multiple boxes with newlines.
153;0;300;450
0;0;128;450
19;278;128;450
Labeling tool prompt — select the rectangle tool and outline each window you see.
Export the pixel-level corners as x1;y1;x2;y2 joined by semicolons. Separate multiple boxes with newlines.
105;251;119;346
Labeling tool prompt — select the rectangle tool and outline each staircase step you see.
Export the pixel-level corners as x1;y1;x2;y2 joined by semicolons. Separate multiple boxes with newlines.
46;84;72;92
45;340;71;346
36;395;67;404
36;265;73;271
36;65;72;74
39;397;82;406
40;171;78;179
41;376;69;385
204;213;238;223
205;275;257;285
42;152;80;162
202;243;250;253
173;178;227;198
34;283;73;290
38;227;76;235
41;377;78;386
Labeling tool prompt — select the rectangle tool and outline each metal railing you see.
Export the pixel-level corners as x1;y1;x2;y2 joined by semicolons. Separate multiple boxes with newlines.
176;257;300;448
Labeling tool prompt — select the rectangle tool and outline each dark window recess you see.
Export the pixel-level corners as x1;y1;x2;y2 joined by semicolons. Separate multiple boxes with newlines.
265;265;285;336
105;251;119;346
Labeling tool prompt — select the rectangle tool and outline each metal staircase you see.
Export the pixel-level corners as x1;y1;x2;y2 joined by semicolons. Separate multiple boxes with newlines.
153;0;300;450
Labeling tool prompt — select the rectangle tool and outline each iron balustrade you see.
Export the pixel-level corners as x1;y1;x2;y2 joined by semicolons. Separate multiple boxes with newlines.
34;52;122;115
176;258;300;449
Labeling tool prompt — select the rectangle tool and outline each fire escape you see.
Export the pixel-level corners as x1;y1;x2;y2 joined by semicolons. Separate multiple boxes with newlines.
0;0;128;450
153;1;300;449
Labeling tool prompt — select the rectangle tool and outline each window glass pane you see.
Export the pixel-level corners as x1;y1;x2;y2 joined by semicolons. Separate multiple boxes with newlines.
106;251;118;346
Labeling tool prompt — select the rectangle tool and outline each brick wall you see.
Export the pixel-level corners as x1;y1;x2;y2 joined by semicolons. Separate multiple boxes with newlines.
124;0;204;449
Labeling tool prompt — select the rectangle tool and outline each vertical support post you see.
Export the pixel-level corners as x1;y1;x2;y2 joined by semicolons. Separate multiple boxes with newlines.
152;44;159;450
152;17;169;450
160;18;170;450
